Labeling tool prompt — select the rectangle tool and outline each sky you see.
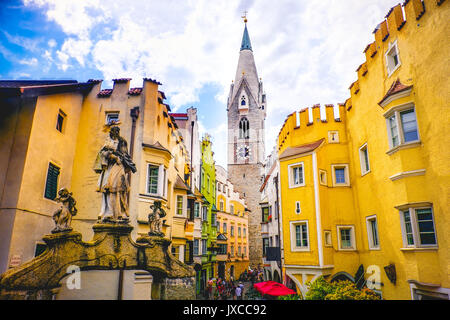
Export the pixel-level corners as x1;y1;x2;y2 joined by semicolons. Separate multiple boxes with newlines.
0;0;403;168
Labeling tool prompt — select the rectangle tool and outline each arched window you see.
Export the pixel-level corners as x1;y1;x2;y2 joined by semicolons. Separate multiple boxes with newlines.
239;117;249;139
241;96;246;106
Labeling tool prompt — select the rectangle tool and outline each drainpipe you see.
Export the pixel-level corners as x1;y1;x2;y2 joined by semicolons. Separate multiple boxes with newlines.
312;151;324;267
190;120;194;189
128;106;140;185
273;173;283;283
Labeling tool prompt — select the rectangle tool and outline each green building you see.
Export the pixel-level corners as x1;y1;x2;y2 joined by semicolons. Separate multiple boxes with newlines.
198;134;218;292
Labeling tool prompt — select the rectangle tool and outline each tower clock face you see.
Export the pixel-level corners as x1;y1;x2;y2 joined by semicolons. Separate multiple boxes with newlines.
237;145;251;160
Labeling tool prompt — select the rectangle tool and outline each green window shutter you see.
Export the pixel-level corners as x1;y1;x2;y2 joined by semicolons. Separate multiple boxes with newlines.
44;163;60;200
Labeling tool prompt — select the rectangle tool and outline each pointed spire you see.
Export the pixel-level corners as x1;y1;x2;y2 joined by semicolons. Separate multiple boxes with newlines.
240;20;252;51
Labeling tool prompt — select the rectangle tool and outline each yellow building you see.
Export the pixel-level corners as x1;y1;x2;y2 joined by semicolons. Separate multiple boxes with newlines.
278;1;449;300
0;77;195;278
215;165;249;281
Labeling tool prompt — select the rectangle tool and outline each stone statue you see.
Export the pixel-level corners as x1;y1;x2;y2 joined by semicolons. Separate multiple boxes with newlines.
148;201;166;236
94;126;136;223
52;188;77;233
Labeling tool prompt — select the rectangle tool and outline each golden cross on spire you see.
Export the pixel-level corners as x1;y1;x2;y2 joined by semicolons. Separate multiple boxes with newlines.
241;10;248;23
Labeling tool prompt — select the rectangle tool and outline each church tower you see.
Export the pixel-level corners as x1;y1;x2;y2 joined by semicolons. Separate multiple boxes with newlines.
227;16;266;268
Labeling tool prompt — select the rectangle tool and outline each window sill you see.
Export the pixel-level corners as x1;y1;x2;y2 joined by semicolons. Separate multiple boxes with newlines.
337;248;357;252
386;140;421;155
361;170;371;177
332;184;350;187
400;247;438;252
291;247;310;252
368;247;381;251
289;184;306;189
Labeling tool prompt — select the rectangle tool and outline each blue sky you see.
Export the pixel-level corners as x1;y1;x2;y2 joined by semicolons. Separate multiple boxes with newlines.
0;0;402;167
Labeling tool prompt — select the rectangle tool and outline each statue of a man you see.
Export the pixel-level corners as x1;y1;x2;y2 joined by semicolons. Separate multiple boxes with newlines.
52;188;77;233
148;201;166;236
94;126;136;222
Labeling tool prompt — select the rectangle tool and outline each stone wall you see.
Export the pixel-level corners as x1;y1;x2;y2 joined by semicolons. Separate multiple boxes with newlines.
161;277;196;300
228;163;263;268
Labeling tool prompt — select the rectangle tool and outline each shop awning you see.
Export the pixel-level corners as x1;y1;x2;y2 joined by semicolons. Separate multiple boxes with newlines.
253;281;296;297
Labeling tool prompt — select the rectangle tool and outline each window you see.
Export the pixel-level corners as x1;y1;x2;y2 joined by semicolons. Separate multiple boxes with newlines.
239;117;250;139
176;196;183;215
241;96;246;106
238;227;241;237
202;206;208;221
201;170;205;189
319;170;327;186
230;205;234;215
230;245;235;257
223;222;227;233
201;239;207;255
290;221;309;251
238;246;241;256
324;231;332;247
337;226;356;250
275;235;279;247
231;226;234;237
147;164;159;194
243;227;246;237
218;244;227;255
211;213;216;226
331;164;350;187
44;162;60;200
171;245;180;258
105;112;119;125
56;110;66;133
244;246;247;257
366;216;380;249
263;238;269;256
207;175;210;193
295;201;301;215
218;183;221;192
288;162;305;188
274;200;279;219
184;242;192;264
385;105;420;151
220;200;224;211
385;40;401;76
262;207;269;222
194;202;200;218
193;239;199;255
399;206;437;248
359;144;371;175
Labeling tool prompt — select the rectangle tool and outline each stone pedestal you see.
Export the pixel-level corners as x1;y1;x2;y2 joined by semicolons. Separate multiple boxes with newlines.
0;222;195;300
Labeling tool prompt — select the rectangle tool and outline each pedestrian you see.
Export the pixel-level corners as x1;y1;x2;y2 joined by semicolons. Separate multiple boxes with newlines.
235;284;242;300
231;283;236;300
239;281;244;299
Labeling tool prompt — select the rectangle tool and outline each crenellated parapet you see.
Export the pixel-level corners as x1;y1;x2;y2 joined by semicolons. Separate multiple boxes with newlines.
277;103;346;154
344;0;447;113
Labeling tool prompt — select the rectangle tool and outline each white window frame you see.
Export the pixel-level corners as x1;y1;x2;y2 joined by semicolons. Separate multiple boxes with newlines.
146;163;167;197
176;195;185;216
324;230;332;247
105;111;120;125
331;164;350;187
399;206;438;249
290;220;310;252
384;103;420;153
319;169;327;186
359;143;371;176
288;162;305;188
385;40;401;77
337;225;356;251
366;215;380;250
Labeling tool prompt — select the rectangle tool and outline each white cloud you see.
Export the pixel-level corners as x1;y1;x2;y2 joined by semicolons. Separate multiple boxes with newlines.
18;57;38;66
23;0;402;164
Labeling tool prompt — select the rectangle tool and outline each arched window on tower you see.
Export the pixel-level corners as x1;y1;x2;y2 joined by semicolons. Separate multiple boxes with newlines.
239;117;250;139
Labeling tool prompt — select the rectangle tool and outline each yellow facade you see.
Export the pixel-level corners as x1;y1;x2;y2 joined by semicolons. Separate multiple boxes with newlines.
278;1;449;300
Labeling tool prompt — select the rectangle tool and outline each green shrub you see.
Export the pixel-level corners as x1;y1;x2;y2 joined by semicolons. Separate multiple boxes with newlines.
277;294;302;300
305;276;380;300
